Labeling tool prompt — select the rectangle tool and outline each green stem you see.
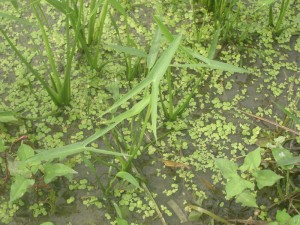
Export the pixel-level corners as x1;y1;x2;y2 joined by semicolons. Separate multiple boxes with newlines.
167;67;174;117
275;0;290;32
188;204;231;225
87;0;97;45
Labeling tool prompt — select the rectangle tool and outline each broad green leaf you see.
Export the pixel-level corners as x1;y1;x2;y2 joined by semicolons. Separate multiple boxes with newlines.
0;111;19;123
116;171;140;189
44;163;77;184
254;169;283;189
226;176;254;198
147;27;162;70
272;147;295;169
17;143;35;161
235;190;258;207
10;175;35;202
215;158;238;179
8;160;27;176
107;45;147;58
275;210;291;224
290;215;300;225
240;148;261;172
276;156;300;167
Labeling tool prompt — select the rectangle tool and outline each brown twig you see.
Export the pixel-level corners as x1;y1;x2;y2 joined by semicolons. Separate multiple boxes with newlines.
239;110;300;136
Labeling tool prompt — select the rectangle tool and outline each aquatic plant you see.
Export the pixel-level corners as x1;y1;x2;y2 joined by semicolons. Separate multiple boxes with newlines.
0;0;79;107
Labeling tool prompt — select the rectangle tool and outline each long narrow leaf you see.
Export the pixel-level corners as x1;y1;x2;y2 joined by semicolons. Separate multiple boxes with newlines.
25;142;126;163
106;96;150;124
147;27;162;70
0;12;35;26
154;16;249;74
0;28;61;105
108;45;147;58
273;101;300;126
100;34;182;119
94;0;108;45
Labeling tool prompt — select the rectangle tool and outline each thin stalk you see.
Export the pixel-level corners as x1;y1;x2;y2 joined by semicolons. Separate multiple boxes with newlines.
0;28;60;105
188;204;231;225
269;4;274;26
167;67;174;117
275;0;290;32
172;75;203;119
286;170;290;196
123;105;151;172
94;0;108;44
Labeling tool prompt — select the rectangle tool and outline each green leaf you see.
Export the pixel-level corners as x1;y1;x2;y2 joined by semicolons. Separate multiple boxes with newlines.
0;111;19;123
154;16;249;74
276;156;300;167
116;171;140;189
107;96;150;124
226;176;254;198
235;190;258;207
39;222;55;225
215;158;238;179
240;148;261;172
147;27;162;70
254;170;283;189
116;218;129;225
107;45;147;58
273;101;300;126
290;215;300;225
100;34;182;140
10;175;35;202
25;142;127;164
44;163;78;184
17;143;35;161
272;147;296;169
276;210;291;224
0;12;35;26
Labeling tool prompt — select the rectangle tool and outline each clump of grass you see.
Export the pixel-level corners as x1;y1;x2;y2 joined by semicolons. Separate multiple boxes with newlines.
0;0;79;107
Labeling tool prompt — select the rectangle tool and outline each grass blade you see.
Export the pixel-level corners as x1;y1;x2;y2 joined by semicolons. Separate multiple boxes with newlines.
0;12;34;26
147;27;162;70
116;171;140;188
107;45;147;58
31;1;61;90
273;101;300;126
